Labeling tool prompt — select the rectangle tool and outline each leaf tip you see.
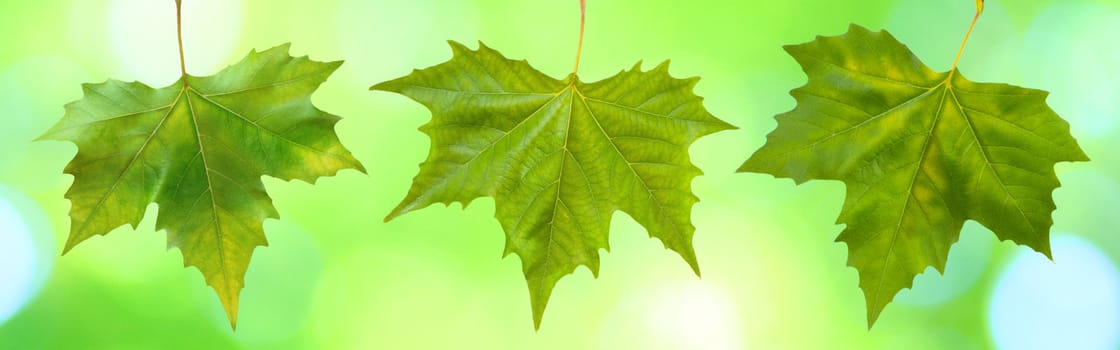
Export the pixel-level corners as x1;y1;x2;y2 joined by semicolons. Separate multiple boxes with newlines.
447;40;472;55
33;130;54;143
629;60;644;72
734;162;750;174
846;22;872;34
1041;244;1054;261
866;308;882;330
531;302;546;331
714;118;739;132
216;288;241;331
60;231;87;256
527;276;558;331
675;245;702;278
384;205;409;223
688;258;702;278
60;244;75;256
736;156;765;174
349;160;369;175
781;43;800;55
369;78;399;92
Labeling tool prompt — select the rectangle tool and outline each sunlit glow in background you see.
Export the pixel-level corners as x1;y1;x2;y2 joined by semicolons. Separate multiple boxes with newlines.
334;0;479;80
109;0;243;85
989;235;1120;350
0;193;38;325
1021;3;1120;139
600;282;743;350
0;76;31;175
1;0;1118;348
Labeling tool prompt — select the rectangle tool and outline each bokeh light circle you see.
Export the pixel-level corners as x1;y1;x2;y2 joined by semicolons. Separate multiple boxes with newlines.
886;0;1019;79
599;282;744;350
335;0;479;80
0;185;55;325
0;193;35;324
0;76;33;174
0;55;88;180
1021;4;1120;138
108;0;243;85
988;235;1120;350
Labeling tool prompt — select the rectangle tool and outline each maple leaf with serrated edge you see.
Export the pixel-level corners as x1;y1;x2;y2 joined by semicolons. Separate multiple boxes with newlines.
373;41;735;328
39;2;363;329
740;23;1087;327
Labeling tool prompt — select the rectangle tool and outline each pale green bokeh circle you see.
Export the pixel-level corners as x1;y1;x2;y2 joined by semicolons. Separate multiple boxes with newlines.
0;55;88;181
1020;3;1120;138
885;0;1021;81
0;185;56;325
108;0;243;85
598;282;744;350
334;0;479;80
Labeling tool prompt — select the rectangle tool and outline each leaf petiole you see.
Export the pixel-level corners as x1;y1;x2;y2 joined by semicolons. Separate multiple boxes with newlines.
951;0;983;72
175;0;188;87
572;0;586;76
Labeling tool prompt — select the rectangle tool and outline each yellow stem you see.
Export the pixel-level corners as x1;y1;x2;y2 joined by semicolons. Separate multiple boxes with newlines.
572;0;586;76
951;0;983;71
176;0;188;87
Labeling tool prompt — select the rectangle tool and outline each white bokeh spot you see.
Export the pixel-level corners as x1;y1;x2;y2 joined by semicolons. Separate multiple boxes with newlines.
0;195;34;324
600;282;743;350
335;0;479;80
0;74;33;174
0;186;54;325
108;0;242;86
989;235;1120;350
1021;4;1120;138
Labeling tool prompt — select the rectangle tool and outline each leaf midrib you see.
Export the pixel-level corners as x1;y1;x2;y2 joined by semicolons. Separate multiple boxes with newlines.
869;75;1045;314
946;85;1043;248
775;84;946;161
68;91;182;245
872;83;950;316
182;87;232;292
452;80;683;254
571;87;677;239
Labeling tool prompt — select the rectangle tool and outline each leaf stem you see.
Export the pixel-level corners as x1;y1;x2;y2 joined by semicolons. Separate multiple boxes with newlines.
176;0;188;87
572;0;586;76
951;0;983;72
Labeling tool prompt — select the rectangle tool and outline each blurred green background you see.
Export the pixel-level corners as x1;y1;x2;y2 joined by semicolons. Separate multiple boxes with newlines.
1;0;1118;348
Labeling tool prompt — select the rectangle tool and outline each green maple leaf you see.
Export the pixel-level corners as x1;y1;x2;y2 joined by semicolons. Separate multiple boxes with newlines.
39;40;364;327
373;41;734;328
740;24;1088;326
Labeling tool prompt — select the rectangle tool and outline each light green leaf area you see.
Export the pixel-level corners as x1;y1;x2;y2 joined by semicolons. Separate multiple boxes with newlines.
374;41;734;328
40;44;365;328
741;24;1088;327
